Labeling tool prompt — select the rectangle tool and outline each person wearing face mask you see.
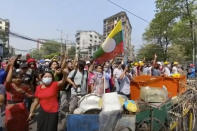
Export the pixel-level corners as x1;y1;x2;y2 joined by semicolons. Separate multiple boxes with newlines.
90;65;104;96
4;57;33;131
113;62;123;92
28;69;67;131
103;63;111;93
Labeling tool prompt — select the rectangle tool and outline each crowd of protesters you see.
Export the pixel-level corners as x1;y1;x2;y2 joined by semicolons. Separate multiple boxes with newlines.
0;53;195;131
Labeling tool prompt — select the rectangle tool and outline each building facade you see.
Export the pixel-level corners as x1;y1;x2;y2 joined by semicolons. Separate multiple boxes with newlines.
103;11;134;60
75;31;103;58
0;18;10;57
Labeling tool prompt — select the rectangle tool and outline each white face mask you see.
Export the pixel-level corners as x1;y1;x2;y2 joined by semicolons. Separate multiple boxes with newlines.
42;77;52;85
104;68;108;71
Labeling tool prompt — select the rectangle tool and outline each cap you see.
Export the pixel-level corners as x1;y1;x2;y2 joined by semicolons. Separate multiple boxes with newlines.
27;58;36;64
157;62;162;65
86;61;90;64
45;59;51;62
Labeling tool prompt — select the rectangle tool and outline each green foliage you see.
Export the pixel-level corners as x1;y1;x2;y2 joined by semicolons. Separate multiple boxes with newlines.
30;49;41;60
67;46;76;59
167;44;188;63
30;40;61;60
137;44;164;61
142;0;196;62
40;40;61;56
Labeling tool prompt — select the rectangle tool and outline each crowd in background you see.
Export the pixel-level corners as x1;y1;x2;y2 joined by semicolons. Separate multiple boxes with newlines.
0;53;196;131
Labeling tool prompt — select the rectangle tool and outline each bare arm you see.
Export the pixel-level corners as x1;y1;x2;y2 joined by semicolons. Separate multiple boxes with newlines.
119;67;127;80
5;57;16;89
58;68;68;88
88;61;95;72
28;98;39;120
67;78;77;88
153;54;157;66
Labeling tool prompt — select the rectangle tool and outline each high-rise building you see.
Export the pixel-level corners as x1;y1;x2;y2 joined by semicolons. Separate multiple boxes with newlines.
75;31;103;58
103;11;134;60
0;18;10;57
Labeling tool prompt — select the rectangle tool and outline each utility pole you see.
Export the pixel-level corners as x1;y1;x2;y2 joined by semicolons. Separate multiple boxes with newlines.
57;29;63;54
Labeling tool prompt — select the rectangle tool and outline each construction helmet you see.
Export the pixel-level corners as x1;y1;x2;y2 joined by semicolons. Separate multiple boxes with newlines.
173;61;178;65
164;61;169;65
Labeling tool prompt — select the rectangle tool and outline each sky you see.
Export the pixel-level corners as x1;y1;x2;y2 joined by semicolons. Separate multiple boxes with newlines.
0;0;156;54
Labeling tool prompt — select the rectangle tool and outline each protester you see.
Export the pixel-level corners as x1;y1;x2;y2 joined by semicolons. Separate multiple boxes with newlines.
172;62;179;74
131;62;139;76
113;62;123;92
67;60;88;113
187;64;195;78
28;69;67;131
90;65;104;96
163;61;171;76
0;84;5;131
5;57;33;131
49;60;62;81
118;65;131;98
103;62;111;93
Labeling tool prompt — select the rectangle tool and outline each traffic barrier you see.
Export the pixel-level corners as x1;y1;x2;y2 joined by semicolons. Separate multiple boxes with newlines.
130;75;186;100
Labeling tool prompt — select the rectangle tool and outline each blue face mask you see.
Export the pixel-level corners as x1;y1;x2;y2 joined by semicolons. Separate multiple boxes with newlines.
42;77;52;85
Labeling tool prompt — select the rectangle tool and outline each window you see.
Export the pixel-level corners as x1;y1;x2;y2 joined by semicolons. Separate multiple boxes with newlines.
90;39;92;42
90;35;92;37
95;36;97;39
0;21;2;24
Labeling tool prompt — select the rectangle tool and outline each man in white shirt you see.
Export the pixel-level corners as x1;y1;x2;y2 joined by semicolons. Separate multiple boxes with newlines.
172;62;178;74
163;61;171;76
113;62;123;92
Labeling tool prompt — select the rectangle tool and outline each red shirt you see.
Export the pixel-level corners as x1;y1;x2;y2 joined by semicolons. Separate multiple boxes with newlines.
35;82;59;113
6;83;32;101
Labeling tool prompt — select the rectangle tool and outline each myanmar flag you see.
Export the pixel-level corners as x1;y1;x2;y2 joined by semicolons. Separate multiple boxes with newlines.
93;20;124;64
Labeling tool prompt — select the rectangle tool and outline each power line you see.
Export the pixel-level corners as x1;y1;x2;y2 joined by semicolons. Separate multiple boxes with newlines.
106;0;149;24
9;31;39;43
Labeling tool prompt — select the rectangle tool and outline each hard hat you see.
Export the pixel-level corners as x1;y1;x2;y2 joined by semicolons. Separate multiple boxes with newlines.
139;62;144;66
134;62;139;66
164;61;169;65
173;62;178;65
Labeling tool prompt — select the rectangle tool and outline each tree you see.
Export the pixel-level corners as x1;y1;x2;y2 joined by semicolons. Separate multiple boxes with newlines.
167;44;188;63
30;40;61;59
30;49;42;60
67;46;76;59
143;0;196;61
137;44;164;62
40;40;61;56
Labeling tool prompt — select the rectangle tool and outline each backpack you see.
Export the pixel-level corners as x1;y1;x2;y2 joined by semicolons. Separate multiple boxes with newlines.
64;69;78;91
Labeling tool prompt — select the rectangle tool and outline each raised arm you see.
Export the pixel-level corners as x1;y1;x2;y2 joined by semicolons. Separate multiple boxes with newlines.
119;66;128;80
5;57;16;88
58;68;68;88
153;54;157;66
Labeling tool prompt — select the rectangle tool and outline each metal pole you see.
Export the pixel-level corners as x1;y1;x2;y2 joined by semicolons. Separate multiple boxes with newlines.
60;31;63;54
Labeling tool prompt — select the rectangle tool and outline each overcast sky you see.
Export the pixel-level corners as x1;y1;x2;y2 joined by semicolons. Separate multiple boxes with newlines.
0;0;155;54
